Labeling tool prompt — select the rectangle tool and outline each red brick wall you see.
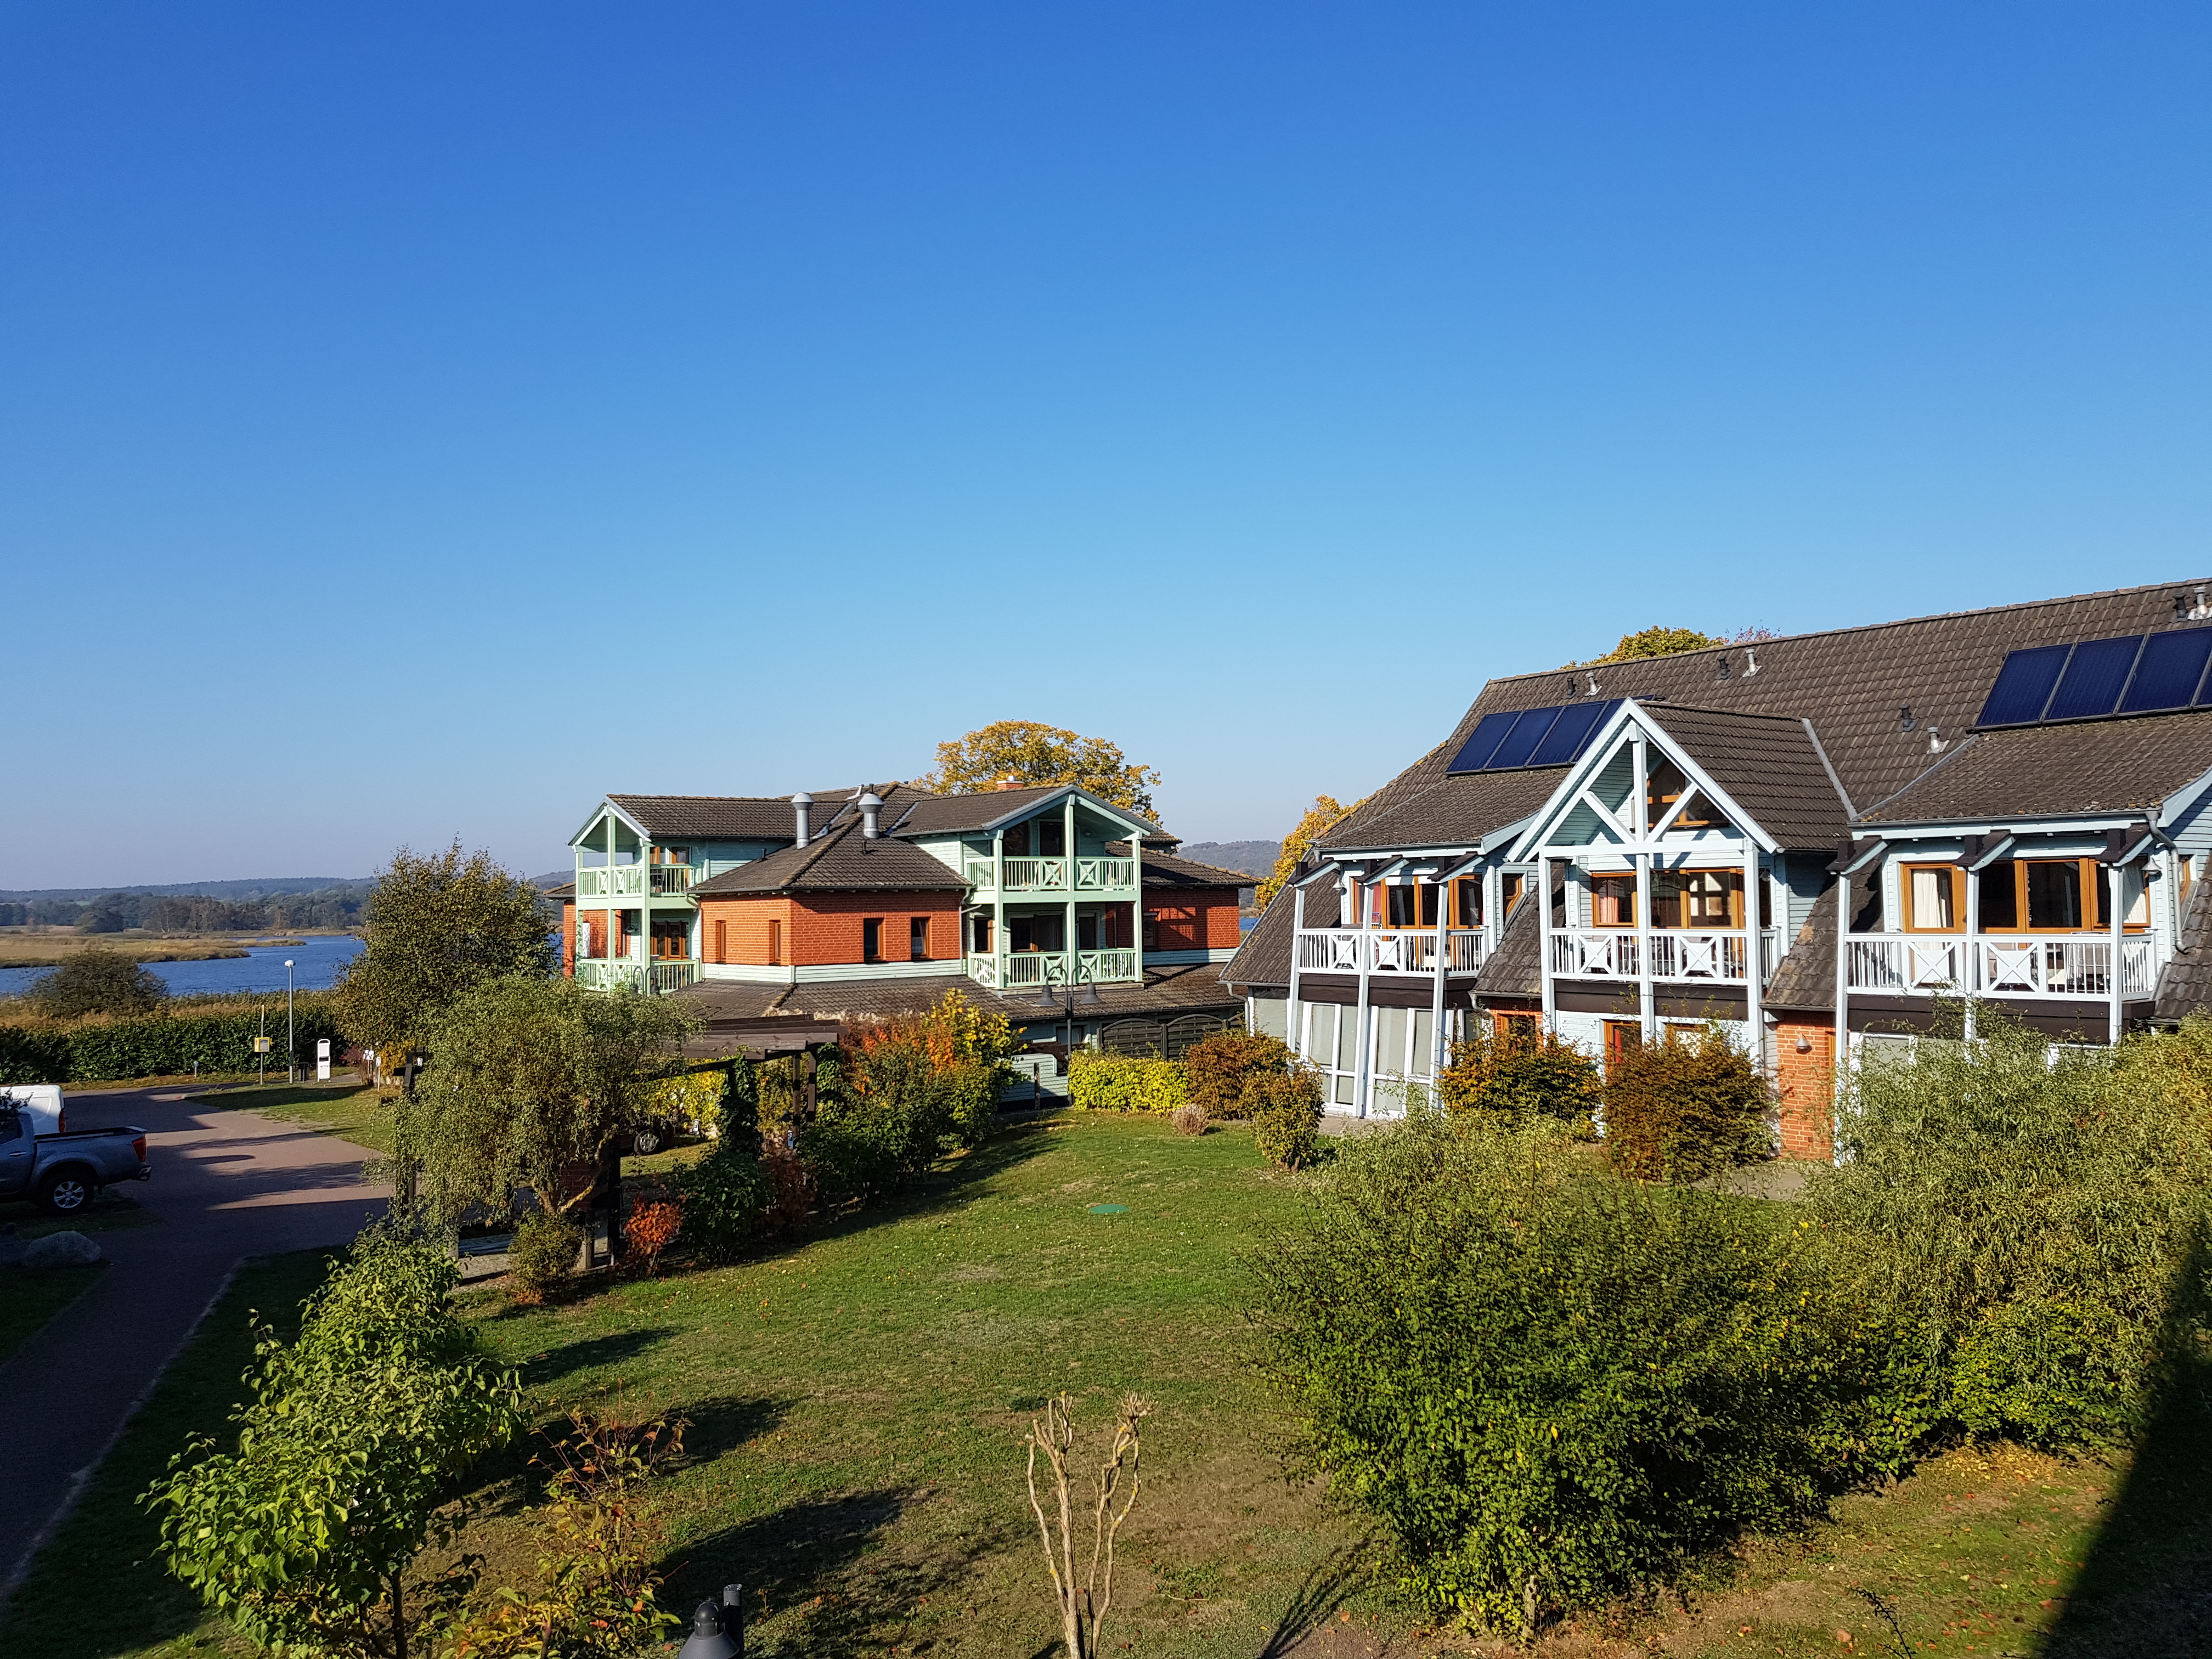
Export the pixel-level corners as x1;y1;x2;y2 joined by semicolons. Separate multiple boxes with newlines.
561;902;575;973
1144;888;1243;951
696;891;964;965
1773;1015;1835;1163
569;906;620;969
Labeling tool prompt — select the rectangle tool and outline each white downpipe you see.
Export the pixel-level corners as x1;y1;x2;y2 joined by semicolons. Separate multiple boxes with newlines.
1539;856;1556;1034
1745;839;1764;1074
1286;882;1306;1057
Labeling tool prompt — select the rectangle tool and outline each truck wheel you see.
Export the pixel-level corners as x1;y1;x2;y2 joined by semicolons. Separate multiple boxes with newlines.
37;1169;91;1216
631;1125;662;1155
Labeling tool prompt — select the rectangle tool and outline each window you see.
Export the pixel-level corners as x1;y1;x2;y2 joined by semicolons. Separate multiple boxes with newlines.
1492;1010;1538;1044
1646;759;1728;832
1038;819;1065;856
969;914;993;953
713;919;727;962
1003;823;1030;856
910;916;930;961
1502;873;1526;915
1453;878;1483;928
768;919;783;965
1591;873;1636;928
650;845;691;866
862;918;884;961
1904;865;1962;931
650;918;690;960
1382;885;1437;928
1602;1019;1642;1063
1973;859;2142;932
1651;870;1747;929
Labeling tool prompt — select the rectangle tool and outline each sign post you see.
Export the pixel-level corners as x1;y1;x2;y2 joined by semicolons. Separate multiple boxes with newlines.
317;1037;332;1082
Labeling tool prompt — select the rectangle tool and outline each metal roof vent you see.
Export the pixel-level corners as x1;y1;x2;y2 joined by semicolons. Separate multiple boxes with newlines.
1898;706;1917;732
2176;585;2211;622
1742;647;1760;677
857;792;884;839
1716;653;1733;679
791;792;814;844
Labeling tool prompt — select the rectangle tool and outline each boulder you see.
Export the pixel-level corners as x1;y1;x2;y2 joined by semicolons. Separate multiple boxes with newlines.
22;1230;103;1268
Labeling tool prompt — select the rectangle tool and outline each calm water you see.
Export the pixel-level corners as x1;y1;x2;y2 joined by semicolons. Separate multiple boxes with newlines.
0;932;364;1002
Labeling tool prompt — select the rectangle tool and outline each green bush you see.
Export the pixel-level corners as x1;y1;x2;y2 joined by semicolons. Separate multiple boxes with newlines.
1807;1009;2212;1450
641;1068;726;1132
1067;1053;1186;1113
1437;1020;1599;1130
0;994;348;1084
673;1141;774;1263
1247;1066;1324;1169
1250;1114;1872;1632
1600;1023;1771;1182
508;1211;582;1304
1183;1029;1295;1120
25;949;168;1017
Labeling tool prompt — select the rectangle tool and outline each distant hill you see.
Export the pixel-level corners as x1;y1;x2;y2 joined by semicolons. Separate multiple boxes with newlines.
529;870;572;890
1177;840;1280;879
0;877;371;903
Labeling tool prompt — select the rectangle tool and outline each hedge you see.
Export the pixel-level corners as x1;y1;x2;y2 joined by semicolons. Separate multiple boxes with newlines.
0;994;348;1084
1067;1053;1187;1113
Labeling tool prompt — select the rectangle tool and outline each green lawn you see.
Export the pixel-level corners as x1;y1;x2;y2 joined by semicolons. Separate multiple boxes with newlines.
5;1115;2202;1658
0;1261;108;1364
195;1080;395;1153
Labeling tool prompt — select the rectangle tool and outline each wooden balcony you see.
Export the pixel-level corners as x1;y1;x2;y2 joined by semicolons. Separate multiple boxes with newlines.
966;857;1138;894
1547;928;1781;984
1846;934;2157;1000
1295;929;1486;975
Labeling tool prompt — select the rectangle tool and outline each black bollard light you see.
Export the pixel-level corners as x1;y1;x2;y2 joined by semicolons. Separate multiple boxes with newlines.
676;1585;744;1659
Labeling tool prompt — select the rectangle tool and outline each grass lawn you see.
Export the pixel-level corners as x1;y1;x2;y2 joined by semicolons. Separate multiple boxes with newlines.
194;1079;395;1154
5;1115;2203;1658
0;1260;108;1364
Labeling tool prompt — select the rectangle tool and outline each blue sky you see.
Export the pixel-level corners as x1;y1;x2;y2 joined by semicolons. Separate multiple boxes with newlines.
4;3;2208;887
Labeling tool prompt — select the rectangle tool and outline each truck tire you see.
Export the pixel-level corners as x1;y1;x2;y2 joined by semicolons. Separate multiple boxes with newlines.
37;1167;93;1216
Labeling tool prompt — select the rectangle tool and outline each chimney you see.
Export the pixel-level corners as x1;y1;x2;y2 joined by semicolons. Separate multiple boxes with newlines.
858;791;883;839
791;792;814;844
994;775;1022;792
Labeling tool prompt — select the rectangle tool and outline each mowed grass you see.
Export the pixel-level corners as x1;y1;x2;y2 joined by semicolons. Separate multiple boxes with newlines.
198;1079;396;1154
6;1115;2203;1658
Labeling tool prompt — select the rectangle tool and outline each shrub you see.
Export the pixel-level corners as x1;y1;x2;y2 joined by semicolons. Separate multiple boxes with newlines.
1247;1067;1324;1169
640;1068;725;1135
0;994;349;1084
673;1140;774;1263
1250;1114;1869;1633
1600;1023;1771;1182
1183;1029;1296;1120
1068;1053;1186;1113
1169;1103;1207;1136
1807;1009;2212;1450
623;1194;684;1274
1437;1021;1599;1130
26;949;168;1017
508;1211;582;1304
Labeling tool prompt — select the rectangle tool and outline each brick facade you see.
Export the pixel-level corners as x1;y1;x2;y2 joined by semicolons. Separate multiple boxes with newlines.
565;905;625;973
1772;1014;1835;1163
1144;888;1243;951
695;890;965;966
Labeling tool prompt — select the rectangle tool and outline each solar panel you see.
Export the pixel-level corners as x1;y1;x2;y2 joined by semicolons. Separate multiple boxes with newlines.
1528;698;1623;766
1976;644;2071;726
1485;706;1562;770
2121;627;2212;712
1446;710;1521;774
2044;635;2144;721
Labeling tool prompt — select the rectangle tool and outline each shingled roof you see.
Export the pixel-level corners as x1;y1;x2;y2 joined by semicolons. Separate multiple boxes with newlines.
603;791;858;841
1857;709;2212;823
690;819;968;896
1639;704;1853;849
673;961;1245;1025
885;786;1090;837
2155;874;2212;1022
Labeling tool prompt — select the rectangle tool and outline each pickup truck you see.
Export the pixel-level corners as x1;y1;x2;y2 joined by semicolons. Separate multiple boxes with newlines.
1;1084;151;1216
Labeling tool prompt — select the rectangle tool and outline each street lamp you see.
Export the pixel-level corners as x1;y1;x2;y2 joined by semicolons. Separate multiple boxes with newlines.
285;958;296;1084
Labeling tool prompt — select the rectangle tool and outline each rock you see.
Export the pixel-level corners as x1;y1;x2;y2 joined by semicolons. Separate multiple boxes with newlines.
22;1230;103;1268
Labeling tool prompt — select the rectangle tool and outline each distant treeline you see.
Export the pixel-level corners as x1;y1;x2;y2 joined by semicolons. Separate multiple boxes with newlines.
0;882;376;934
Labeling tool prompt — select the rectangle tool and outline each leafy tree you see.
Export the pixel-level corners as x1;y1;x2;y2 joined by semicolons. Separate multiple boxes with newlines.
26;947;169;1017
335;843;555;1058
919;720;1162;816
144;1233;525;1659
1255;795;1365;912
392;973;698;1227
1590;625;1726;662
77;894;130;933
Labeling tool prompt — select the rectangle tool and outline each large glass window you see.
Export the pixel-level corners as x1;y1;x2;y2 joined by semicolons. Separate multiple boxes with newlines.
1972;859;2141;932
1646;759;1729;831
1650;870;1746;928
1905;865;1961;930
1453;878;1483;927
1039;819;1065;856
1591;873;1637;927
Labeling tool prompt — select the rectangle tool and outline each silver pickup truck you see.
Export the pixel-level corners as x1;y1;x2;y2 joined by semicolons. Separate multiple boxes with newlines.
0;1085;151;1216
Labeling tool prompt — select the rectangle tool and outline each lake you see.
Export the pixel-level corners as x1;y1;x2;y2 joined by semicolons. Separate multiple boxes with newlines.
0;932;364;1002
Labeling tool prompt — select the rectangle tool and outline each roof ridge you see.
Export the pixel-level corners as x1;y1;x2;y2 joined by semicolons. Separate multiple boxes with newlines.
1641;702;1817;725
1482;576;2212;687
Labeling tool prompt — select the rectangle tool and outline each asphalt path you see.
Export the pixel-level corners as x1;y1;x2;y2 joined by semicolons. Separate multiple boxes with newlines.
0;1082;387;1600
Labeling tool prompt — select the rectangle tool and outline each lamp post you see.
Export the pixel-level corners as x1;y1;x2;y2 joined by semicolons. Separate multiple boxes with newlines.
285;958;296;1084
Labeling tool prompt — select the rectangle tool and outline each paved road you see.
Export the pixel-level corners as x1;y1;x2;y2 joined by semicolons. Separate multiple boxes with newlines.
0;1083;387;1599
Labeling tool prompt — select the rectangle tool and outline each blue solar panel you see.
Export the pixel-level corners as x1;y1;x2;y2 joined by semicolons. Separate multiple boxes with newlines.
1447;711;1521;773
1528;698;1622;766
2044;635;2143;721
1486;706;1563;769
2121;627;2212;713
1976;644;2071;726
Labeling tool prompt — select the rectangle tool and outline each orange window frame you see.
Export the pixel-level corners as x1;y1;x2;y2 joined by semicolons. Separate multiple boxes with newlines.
1973;858;2147;934
1590;872;1637;928
1901;864;1964;932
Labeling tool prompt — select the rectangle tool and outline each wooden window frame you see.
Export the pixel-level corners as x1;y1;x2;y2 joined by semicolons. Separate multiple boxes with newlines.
1901;863;1965;933
1973;857;2148;934
1590;872;1637;929
1645;758;1724;831
713;919;727;963
768;919;783;966
909;916;930;961
1452;877;1483;928
1650;868;1751;930
862;917;885;962
1601;1019;1642;1062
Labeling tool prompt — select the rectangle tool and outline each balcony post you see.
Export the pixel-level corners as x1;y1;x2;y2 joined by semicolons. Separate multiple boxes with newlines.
1430;876;1449;1082
2108;856;2125;1046
1538;856;1556;1034
1635;852;1655;1047
1744;840;1764;1075
1130;825;1144;986
1352;878;1373;1117
1832;873;1850;1137
1287;882;1306;1057
1962;851;1980;1042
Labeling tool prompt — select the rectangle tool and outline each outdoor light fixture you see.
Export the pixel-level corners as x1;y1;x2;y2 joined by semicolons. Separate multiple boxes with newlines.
1795;1035;1813;1054
676;1584;744;1659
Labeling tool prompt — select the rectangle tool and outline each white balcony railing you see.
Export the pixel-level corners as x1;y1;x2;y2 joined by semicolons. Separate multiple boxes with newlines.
968;858;1139;893
574;958;700;994
967;949;1142;991
1295;929;1486;975
575;866;649;898
1848;934;2158;1000
998;951;1067;988
1080;948;1137;982
1549;929;1779;984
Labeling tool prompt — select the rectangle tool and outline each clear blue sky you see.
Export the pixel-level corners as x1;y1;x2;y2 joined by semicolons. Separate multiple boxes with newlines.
4;3;2208;888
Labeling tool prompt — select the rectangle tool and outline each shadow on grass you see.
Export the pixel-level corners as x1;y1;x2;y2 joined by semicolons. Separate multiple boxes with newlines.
2040;1230;2212;1659
666;1487;996;1657
520;1325;679;1388
1257;1538;1376;1658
